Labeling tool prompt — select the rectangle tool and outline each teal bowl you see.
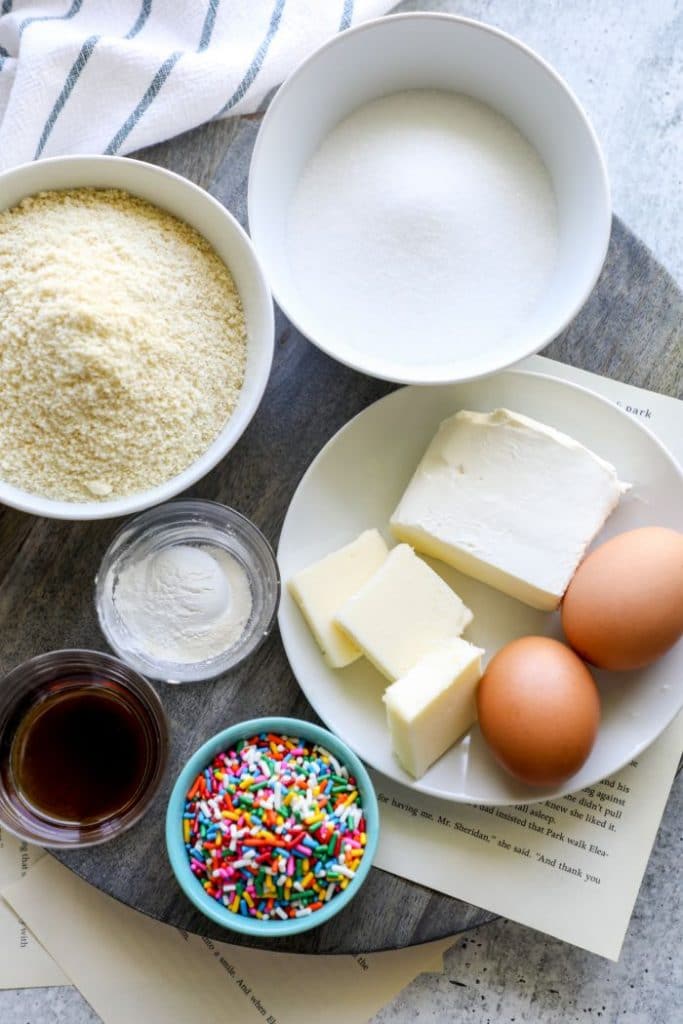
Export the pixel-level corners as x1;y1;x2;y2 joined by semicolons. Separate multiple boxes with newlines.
165;716;379;937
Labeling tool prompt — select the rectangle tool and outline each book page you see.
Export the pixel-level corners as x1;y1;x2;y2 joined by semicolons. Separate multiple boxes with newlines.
527;354;682;443
2;854;453;1024
373;714;681;960
373;356;683;960
0;829;67;988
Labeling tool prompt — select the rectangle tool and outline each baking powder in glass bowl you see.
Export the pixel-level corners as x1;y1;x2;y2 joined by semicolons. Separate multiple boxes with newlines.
113;543;252;664
96;501;280;683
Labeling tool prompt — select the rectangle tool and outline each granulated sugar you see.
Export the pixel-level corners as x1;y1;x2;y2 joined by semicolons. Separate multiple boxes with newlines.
288;91;558;367
0;188;247;501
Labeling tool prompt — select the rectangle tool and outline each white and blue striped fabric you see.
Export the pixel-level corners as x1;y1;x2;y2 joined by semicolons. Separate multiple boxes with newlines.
0;0;392;172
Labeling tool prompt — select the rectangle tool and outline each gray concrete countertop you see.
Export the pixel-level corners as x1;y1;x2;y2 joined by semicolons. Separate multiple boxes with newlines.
0;1;680;1021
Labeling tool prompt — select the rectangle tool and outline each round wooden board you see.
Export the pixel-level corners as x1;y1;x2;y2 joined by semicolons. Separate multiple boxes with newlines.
0;117;680;953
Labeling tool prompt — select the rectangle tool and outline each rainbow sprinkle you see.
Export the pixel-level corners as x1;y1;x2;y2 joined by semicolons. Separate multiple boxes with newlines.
182;732;367;920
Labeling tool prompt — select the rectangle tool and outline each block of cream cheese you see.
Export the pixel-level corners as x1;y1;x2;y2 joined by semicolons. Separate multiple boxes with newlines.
383;637;484;778
390;409;629;611
288;529;389;668
335;543;473;680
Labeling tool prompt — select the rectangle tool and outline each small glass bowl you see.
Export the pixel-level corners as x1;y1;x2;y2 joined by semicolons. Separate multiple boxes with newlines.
95;500;280;684
0;649;168;848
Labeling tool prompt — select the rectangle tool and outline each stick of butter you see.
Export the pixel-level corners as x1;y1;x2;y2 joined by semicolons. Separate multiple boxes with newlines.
335;544;473;680
391;409;629;611
383;637;484;779
288;529;389;668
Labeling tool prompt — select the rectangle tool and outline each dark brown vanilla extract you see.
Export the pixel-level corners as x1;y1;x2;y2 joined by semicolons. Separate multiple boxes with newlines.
8;677;149;825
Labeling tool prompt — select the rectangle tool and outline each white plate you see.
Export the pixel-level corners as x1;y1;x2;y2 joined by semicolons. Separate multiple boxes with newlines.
278;370;683;805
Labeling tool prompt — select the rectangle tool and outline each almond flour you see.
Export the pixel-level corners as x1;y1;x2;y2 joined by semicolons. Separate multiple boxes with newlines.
0;188;247;501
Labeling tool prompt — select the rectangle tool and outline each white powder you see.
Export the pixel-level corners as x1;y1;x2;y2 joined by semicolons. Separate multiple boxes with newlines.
288;91;558;367
112;544;253;665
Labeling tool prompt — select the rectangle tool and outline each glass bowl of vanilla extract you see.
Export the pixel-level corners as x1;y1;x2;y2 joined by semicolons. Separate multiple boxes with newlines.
0;649;168;847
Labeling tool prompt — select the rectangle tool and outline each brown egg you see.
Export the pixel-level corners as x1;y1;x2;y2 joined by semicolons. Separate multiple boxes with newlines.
477;636;600;787
562;527;683;670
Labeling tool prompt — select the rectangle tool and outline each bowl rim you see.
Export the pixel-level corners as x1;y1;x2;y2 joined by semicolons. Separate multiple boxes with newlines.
165;715;379;936
0;154;274;521
247;11;611;386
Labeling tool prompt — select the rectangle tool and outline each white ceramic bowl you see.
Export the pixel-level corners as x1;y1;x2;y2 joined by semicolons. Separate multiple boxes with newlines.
0;155;274;520
248;13;611;385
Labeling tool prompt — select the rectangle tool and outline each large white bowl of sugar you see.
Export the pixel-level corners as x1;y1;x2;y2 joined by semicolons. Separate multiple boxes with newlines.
0;155;274;521
248;13;610;385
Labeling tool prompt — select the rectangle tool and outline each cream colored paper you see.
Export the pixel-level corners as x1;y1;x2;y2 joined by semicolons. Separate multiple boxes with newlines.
3;854;453;1024
373;714;681;960
0;829;67;989
373;356;683;961
526;354;683;440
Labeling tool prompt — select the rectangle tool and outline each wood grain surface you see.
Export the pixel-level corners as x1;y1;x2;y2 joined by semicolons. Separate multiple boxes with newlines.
0;115;680;954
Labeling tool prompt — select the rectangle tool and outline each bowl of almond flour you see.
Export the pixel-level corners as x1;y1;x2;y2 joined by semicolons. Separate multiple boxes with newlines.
0;156;274;520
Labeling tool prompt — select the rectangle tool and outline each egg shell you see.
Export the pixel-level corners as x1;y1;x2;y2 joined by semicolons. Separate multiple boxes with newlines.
476;636;600;787
562;527;683;670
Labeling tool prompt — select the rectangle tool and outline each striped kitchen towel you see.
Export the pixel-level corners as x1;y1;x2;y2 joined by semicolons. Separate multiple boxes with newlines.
0;0;392;172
